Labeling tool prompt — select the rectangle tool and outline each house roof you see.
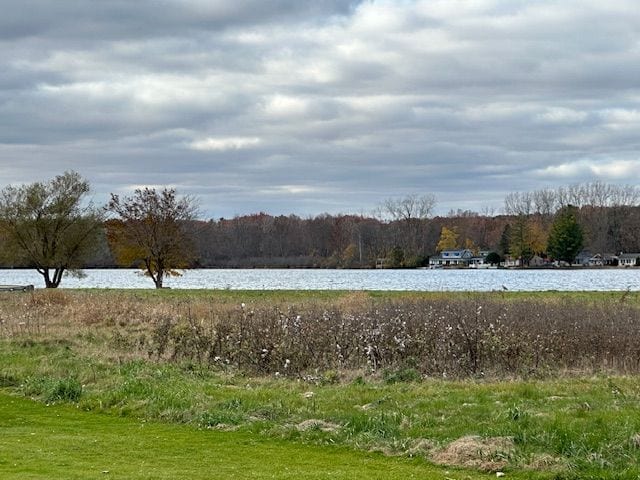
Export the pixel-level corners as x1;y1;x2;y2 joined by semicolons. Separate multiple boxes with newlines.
439;249;473;259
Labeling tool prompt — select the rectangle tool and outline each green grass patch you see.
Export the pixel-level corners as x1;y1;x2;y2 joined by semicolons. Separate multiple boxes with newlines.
0;392;498;480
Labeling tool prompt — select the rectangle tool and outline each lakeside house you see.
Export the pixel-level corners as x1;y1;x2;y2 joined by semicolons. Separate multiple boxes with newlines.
429;250;494;268
429;249;474;267
502;255;547;268
618;253;640;267
429;249;640;269
574;251;617;266
574;250;640;267
529;255;546;267
503;256;521;267
574;250;594;266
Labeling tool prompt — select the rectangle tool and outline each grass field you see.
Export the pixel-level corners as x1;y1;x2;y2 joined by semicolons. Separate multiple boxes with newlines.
0;392;500;480
2;289;640;478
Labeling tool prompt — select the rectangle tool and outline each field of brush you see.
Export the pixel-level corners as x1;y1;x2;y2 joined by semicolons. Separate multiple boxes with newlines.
2;289;640;479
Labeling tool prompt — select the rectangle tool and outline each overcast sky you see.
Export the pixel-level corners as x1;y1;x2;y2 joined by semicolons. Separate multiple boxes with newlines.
1;0;639;218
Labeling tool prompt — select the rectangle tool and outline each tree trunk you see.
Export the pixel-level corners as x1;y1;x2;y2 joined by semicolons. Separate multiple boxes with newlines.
154;270;164;289
39;267;62;288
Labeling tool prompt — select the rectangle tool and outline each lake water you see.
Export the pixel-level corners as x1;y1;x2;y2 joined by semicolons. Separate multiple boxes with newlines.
1;268;639;291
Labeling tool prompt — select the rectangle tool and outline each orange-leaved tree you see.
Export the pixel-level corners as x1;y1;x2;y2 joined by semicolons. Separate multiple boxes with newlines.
106;188;198;288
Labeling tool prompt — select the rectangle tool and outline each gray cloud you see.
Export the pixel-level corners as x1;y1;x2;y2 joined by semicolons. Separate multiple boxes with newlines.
1;0;640;218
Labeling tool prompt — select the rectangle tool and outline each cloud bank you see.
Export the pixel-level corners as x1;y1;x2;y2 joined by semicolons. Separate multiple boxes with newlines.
1;0;639;217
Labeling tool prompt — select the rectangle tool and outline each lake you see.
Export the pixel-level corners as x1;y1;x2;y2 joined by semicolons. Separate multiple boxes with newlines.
1;268;639;291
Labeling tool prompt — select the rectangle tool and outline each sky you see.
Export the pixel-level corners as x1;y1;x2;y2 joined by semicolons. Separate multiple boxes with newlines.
1;0;640;219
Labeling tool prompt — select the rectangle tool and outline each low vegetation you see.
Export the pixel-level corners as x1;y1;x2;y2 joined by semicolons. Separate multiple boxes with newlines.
2;289;640;478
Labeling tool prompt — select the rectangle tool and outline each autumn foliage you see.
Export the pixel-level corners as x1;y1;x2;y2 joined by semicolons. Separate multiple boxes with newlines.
106;188;198;288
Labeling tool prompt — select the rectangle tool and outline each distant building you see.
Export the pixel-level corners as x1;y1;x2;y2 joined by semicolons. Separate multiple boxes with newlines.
619;253;640;267
503;256;521;268
574;250;593;266
469;251;493;268
574;251;617;266
375;258;387;269
429;249;474;267
529;255;547;267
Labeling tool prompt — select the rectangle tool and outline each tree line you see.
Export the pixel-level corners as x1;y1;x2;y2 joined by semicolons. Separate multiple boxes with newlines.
1;172;640;288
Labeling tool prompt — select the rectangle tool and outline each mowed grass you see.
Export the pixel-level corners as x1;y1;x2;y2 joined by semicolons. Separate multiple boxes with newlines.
0;392;497;480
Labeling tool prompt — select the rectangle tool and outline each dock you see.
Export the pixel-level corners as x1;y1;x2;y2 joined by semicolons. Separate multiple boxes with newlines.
0;285;35;292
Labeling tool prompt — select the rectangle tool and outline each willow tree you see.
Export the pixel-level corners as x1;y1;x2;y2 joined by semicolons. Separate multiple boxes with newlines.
0;171;103;288
107;188;198;288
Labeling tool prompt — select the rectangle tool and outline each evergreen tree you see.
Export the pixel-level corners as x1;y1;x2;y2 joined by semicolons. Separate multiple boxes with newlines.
499;224;511;256
547;205;584;264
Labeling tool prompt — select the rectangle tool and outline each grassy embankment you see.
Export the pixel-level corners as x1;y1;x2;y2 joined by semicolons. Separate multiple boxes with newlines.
2;289;640;479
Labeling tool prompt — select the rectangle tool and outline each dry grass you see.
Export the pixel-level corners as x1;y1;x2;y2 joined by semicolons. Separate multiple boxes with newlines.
2;289;640;378
430;435;514;472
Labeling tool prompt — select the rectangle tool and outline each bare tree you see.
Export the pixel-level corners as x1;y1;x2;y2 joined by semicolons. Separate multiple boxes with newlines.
504;192;533;216
0;171;103;288
532;188;558;218
107;188;198;288
382;194;437;222
378;193;437;258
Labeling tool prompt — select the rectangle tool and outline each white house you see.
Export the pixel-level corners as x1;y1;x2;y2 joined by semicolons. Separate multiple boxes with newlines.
529;255;547;267
619;253;640;267
503;256;521;268
469;251;495;268
429;249;474;267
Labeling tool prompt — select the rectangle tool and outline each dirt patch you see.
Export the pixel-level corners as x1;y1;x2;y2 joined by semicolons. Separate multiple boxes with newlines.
296;419;341;432
430;435;514;472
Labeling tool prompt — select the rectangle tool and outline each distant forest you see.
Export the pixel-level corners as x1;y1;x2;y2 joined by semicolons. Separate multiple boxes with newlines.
76;182;640;269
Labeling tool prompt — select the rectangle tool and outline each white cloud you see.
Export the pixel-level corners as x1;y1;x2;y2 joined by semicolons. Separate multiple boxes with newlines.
536;108;588;124
263;95;309;118
589;160;640;179
188;137;261;151
258;185;325;195
600;109;640;129
535;159;640;180
535;161;588;178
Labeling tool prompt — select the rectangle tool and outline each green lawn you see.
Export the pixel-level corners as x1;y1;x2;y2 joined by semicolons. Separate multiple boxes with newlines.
0;392;494;480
